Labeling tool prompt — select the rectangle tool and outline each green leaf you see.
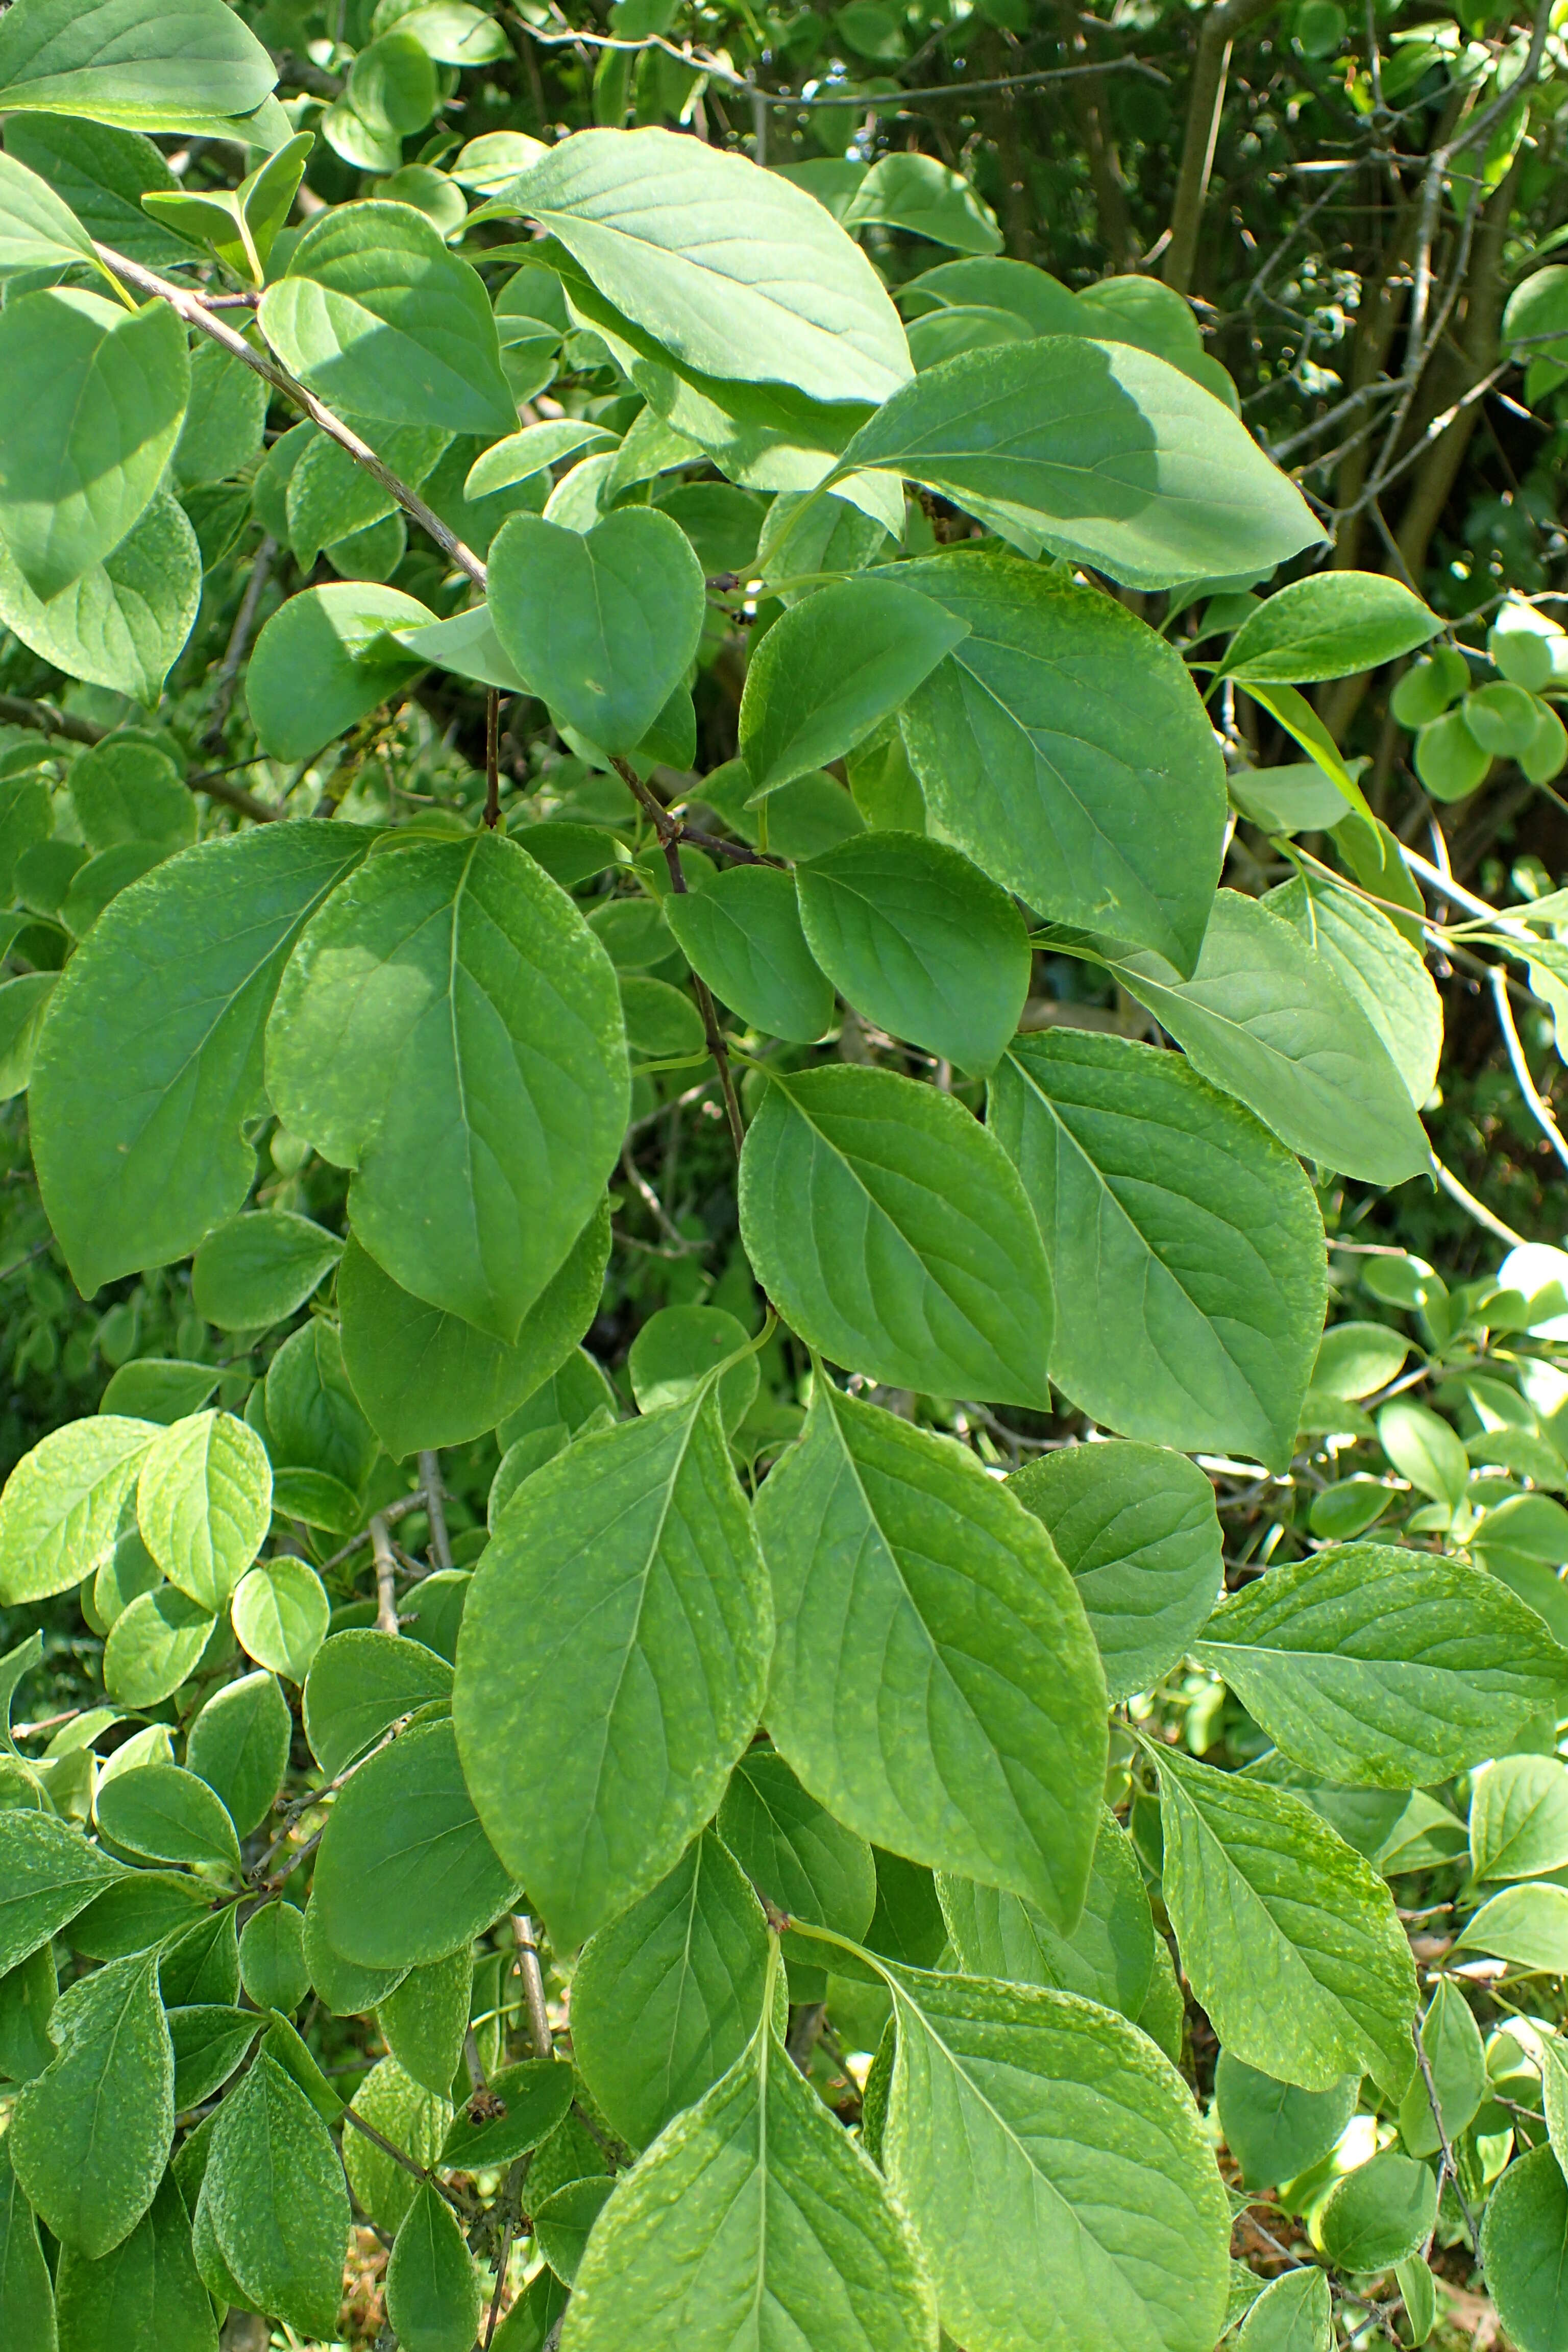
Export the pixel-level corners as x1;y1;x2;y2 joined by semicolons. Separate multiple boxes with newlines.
195;2050;350;2340
661;864;833;1043
384;3;511;63
0;1415;158;1605
892;551;1226;972
0;1812;126;1974
1007;1439;1223;1702
147;134;311;286
1232;2268;1330;2352
1468;1754;1568;1881
507;127;911;407
740;580;968;799
191;1212;342;1334
0;290;189;601
465;421;617;497
488;508;704;757
1266;874;1442;1110
991;1031;1325;1466
755;1383;1106;1927
880;1964;1229;2352
313;1717;518;1968
738;1063;1054;1406
96;1763;240;1872
535;2176;614;2283
378;1948;471;2097
136;1410;271;1611
285;420;450;569
796;832;1028;1076
100;1363;217;1428
341;2054;449;2231
267;833;626;1341
30;823;368;1297
55;2170;215;2352
563;1984;935;2349
439;2057;574;2169
0;0;277;134
844;153;1001;255
244;581;428;763
1112;891;1431;1190
239;1902;310;2016
4;114;201;272
453;1389;771;1946
719;1748;877;1940
0;2133;57;2352
1213;2050;1358;2191
833;341;1325;590
1376;1400;1468;1507
11;1950;173;2257
259;200;513;436
1397;1979;1484;2158
0;487;200;703
1193;1542;1568;1787
0;1943;59;2086
103;1587;216;1707
159;1908;241;2008
230;1558;330;1683
1217;573;1439;684
264;1320;377;1490
1318;2150;1435;2271
0;149;102;281
387;2183;482;2352
938;1808;1155;2019
572;1830;770;2149
627;1305;757;1436
172;346;267;488
1455;1882;1568;1970
0;969;51;1099
67;738;194;856
304;1629;453;1781
1145;1742;1417;2095
1481;2146;1568;2352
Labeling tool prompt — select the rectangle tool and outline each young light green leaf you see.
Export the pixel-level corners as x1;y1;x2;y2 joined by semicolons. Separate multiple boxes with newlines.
454;1390;771;1947
239;1902;310;2016
96;1762;240;1872
1377;1400;1468;1507
11;1950;173;2258
30;824;368;1297
1318;2150;1435;2271
832;340;1324;589
739;580;968;799
0;290;188;601
230;1558;330;1683
103;1587;216;1707
1233;2267;1330;2352
1481;2147;1568;2352
259;201;514;436
1267;873;1442;1110
938;1808;1155;2019
572;1830;770;2149
1007;1439;1223;1703
1193;1543;1568;1787
244;580;428;763
488;508;705;757
990;1031;1326;1467
387;2183;483;2352
1396;1979;1484;2158
880;1965;1229;2352
796;831;1028;1075
719;1748;877;1941
303;1629;453;1781
0;487;200;705
0;1415;159;1605
662;864;834;1044
563;1989;936;2350
1455;1882;1568;1971
1469;1754;1568;1882
1112;891;1431;1189
66;737;194;856
1213;2051;1358;2192
378;1948;471;2098
191;1211;343;1334
739;1062;1054;1405
267;833;626;1341
1217;572;1439;684
0;2133;56;2352
1146;1742;1417;2095
464;420;617;496
894;550;1226;972
756;1384;1106;1928
312;1718;518;1969
0;149;101;280
195;2050;350;2341
0;1812;127;1974
144;134;312;286
845;152;1002;255
136;1410;271;1610
507;127;912;407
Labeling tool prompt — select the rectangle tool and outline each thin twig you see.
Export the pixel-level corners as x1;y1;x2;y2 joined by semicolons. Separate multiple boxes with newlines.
341;2105;471;2215
418;1453;454;1572
484;689;502;830
1412;2012;1483;2264
510;1914;554;2060
1490;964;1568;1176
372;1515;400;1636
317;1488;427;1574
204;534;277;747
483;2217;515;2347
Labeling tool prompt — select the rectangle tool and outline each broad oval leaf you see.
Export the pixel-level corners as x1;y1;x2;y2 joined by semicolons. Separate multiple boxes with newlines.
1318;2149;1435;2271
244;580;428;764
1267;873;1442;1111
738;1062;1054;1406
340;2053;449;2230
718;1747;877;1941
267;832;627;1340
1213;2050;1358;2192
991;1030;1327;1468
136;1409;272;1610
30;823;368;1298
191;1211;343;1333
230;1558;330;1683
0;1414;158;1605
1194;1543;1568;1787
1146;1741;1416;2095
488;507;705;757
0;485;200;705
1112;891;1431;1190
438;2057;574;2170
1482;2144;1568;2352
0;149;102;280
1469;1753;1568;1882
54;2169;217;2352
797;830;1030;1075
259;200;514;437
386;2184;483;2352
1217;572;1439;684
833;340;1325;590
739;579;969;798
11;1949;173;2258
96;1761;241;1872
303;1628;454;1782
0;0;276;134
239;1902;310;2016
1233;2267;1331;2352
0;1810;127;1974
195;2049;350;2341
895;550;1227;971
454;1389;772;1947
103;1585;217;1706
756;1383;1107;1928
881;1965;1230;2352
378;1948;471;2098
507;127;913;407
662;864;834;1044
1455;1882;1568;1972
311;1717;519;1969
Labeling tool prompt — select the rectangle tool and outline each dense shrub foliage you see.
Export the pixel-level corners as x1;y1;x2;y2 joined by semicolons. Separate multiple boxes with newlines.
0;0;1567;2348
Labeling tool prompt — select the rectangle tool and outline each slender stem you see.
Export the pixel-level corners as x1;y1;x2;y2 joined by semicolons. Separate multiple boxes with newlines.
484;690;502;830
418;1452;454;1571
340;2105;471;2215
1411;2013;1482;2264
317;1487;427;1574
484;2217;515;2347
510;1914;554;2060
464;2025;489;2094
372;1514;399;1635
1490;965;1568;1177
0;691;280;823
90;243;488;591
1430;1155;1530;1250
204;534;277;747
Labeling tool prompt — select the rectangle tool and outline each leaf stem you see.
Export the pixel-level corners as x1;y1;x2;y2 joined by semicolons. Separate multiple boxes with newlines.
510;1913;554;2060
